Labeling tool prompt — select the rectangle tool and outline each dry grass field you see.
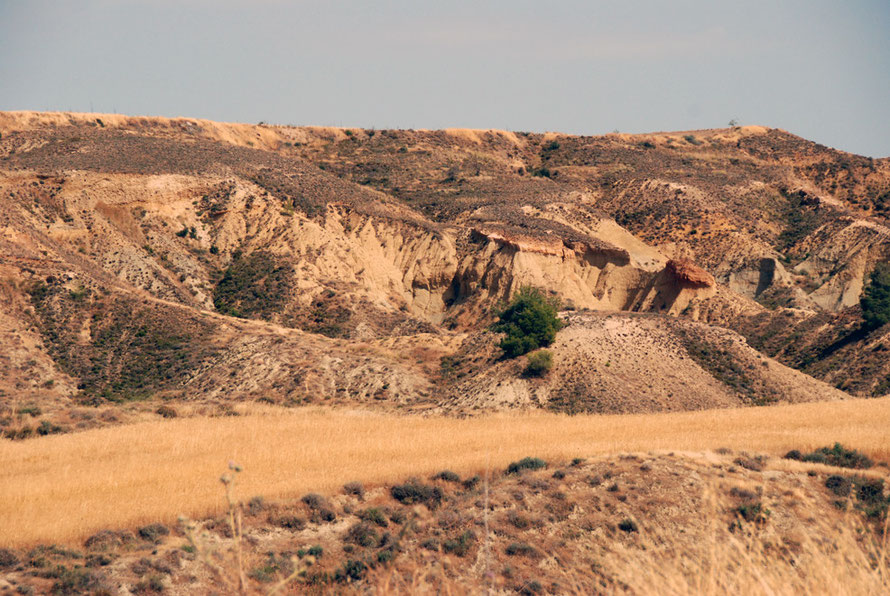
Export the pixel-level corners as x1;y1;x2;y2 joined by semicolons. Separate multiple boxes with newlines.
1;398;889;549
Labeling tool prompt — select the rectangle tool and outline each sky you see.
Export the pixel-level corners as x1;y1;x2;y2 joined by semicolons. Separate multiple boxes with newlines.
1;0;889;157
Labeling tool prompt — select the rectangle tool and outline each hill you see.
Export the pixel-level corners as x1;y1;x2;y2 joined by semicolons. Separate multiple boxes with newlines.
1;112;889;435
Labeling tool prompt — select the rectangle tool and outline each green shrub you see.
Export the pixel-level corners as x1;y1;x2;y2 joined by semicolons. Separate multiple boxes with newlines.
492;287;563;358
432;470;461;483
523;349;553;377
376;549;394;563
390;481;443;509
358;508;388;527
855;477;885;504
734;502;770;524
825;475;852;497
343;481;365;499
155;405;177;418
0;548;19;569
506;457;547;474
213;251;291;319
134;573;165;592
442;531;475;557
137;523;169;543
334;559;366;582
461;475;480;490
344;522;378;548
272;514;305;530
507;511;532;529
801;443;873;469
505;542;537;557
861;263;890;330
37;420;64;436
618;518;638;533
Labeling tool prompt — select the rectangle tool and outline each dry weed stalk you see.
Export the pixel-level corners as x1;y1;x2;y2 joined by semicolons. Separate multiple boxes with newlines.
179;462;304;595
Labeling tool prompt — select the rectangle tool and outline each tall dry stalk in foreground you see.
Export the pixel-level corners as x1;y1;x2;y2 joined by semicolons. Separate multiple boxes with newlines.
179;463;304;595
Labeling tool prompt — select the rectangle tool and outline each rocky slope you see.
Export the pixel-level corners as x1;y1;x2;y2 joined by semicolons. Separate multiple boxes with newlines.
1;112;888;432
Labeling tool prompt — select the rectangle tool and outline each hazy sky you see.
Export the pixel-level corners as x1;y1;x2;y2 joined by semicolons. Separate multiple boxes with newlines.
2;0;889;156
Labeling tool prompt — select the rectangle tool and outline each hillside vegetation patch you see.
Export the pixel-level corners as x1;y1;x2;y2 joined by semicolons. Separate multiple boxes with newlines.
213;250;292;319
492;287;564;358
861;263;890;331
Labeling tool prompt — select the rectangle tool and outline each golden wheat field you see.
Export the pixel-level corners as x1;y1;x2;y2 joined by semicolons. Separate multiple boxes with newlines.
1;398;889;549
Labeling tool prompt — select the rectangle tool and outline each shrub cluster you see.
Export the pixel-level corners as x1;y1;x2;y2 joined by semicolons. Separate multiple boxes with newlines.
785;443;873;469
492;287;563;358
390;481;443;510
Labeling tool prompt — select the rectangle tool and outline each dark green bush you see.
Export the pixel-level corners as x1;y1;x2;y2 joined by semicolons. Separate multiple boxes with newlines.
618;518;638;533
335;559;366;582
358;508;388;527
273;515;305;530
492;287;563;358
442;531;475;557
861;263;890;330
0;548;19;569
343;482;365;499
523;349;553;377
734;502;770;524
432;470;461;483
344;522;378;548
462;475;480;490
855;477;885;504
505;542;537;557
390;481;443;509
137;523;169;543
376;549;394;563
801;443;873;469
301;493;327;509
506;457;547;474
825;475;852;497
213;251;291;319
507;511;532;529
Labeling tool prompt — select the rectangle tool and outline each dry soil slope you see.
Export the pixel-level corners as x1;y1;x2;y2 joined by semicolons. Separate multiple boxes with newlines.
439;313;846;413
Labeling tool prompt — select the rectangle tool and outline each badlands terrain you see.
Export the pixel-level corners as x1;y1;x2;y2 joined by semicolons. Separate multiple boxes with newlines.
0;111;889;593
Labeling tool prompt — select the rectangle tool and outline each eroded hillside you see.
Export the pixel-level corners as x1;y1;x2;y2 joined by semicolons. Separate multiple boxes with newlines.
1;112;889;433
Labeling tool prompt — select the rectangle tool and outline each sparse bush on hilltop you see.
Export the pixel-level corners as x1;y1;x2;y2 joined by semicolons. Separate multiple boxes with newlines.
492;287;563;358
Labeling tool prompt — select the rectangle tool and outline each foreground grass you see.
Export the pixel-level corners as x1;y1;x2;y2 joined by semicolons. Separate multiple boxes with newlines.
1;397;889;548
